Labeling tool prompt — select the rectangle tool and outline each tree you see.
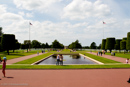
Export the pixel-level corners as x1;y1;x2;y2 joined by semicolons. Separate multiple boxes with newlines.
45;43;50;48
51;40;64;49
41;43;45;48
1;34;15;55
97;44;101;49
31;40;41;49
105;38;115;53
101;39;106;50
0;27;3;36
68;40;82;49
90;42;96;49
120;40;126;53
114;39;122;51
24;40;31;52
126;32;130;51
123;37;127;41
15;39;21;50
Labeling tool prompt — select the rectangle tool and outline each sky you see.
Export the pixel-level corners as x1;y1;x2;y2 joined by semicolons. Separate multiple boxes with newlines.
0;0;130;46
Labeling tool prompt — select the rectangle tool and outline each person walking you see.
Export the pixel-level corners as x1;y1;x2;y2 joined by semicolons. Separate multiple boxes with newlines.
56;54;60;65
126;58;129;64
59;54;63;65
2;56;7;77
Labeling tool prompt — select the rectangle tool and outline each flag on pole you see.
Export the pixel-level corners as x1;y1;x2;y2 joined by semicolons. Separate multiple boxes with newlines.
30;22;32;25
103;21;106;24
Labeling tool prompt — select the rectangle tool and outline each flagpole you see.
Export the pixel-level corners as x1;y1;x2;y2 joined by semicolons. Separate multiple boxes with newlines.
29;22;30;51
103;23;104;39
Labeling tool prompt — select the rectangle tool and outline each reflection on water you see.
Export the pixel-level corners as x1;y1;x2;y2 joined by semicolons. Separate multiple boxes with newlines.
38;55;97;65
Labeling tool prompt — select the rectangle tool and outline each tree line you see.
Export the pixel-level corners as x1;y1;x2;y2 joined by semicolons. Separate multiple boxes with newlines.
101;32;130;53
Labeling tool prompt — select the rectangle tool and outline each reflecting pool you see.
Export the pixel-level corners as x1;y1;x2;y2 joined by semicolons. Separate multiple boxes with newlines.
38;55;97;65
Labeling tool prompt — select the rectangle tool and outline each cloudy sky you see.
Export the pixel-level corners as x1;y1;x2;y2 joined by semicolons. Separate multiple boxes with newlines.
0;0;130;46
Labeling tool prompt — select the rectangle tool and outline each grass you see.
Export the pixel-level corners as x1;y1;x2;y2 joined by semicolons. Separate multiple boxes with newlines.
0;50;44;60
15;53;53;64
105;52;130;59
1;49;130;69
0;64;130;69
79;52;120;64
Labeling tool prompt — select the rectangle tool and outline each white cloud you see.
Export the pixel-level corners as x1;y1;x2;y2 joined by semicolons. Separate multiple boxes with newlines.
18;12;25;16
13;0;62;13
26;13;33;18
62;0;111;20
0;5;7;14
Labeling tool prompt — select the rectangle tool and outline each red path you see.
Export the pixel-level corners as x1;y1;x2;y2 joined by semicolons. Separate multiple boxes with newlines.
6;53;44;64
87;52;126;63
0;69;130;87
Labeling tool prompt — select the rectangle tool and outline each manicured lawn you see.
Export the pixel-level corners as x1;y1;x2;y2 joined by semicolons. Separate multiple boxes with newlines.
0;50;43;60
80;52;120;64
15;53;53;64
105;52;130;59
0;64;130;69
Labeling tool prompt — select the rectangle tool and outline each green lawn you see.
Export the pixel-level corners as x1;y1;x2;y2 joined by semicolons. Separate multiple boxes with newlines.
105;52;130;59
15;53;53;64
0;50;44;60
0;49;130;69
79;52;120;64
0;64;130;69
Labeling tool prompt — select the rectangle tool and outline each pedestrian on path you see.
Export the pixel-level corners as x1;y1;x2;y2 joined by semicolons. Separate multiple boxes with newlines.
126;58;129;64
2;56;7;77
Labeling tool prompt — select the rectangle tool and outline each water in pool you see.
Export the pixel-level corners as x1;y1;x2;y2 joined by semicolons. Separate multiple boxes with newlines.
38;55;97;65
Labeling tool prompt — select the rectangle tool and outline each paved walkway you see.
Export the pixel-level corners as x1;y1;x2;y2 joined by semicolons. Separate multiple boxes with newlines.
6;53;44;64
87;52;126;63
0;69;130;87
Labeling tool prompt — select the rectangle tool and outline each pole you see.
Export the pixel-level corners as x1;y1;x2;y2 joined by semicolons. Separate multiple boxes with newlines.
29;22;30;51
103;23;104;39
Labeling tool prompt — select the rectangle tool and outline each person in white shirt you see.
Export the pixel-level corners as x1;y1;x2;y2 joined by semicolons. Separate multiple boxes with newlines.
56;54;60;65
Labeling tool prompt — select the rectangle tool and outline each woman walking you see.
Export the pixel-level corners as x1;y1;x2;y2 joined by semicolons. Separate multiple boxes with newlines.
2;56;7;77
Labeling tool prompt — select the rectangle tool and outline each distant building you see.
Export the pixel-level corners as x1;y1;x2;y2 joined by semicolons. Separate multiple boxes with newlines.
64;46;68;49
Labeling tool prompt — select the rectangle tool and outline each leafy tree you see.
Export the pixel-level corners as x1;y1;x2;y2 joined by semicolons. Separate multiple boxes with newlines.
126;32;130;51
45;43;50;48
51;40;64;48
123;37;127;41
120;40;126;53
31;40;41;49
41;43;45;48
24;40;31;52
68;40;82;49
114;39;122;51
0;27;3;36
105;37;115;53
101;39;106;50
97;44;101;49
21;44;26;49
15;39;21;50
90;42;96;49
1;34;15;55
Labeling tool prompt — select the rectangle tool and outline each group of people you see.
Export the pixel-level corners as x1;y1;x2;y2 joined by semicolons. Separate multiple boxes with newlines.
0;56;7;78
56;54;63;65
